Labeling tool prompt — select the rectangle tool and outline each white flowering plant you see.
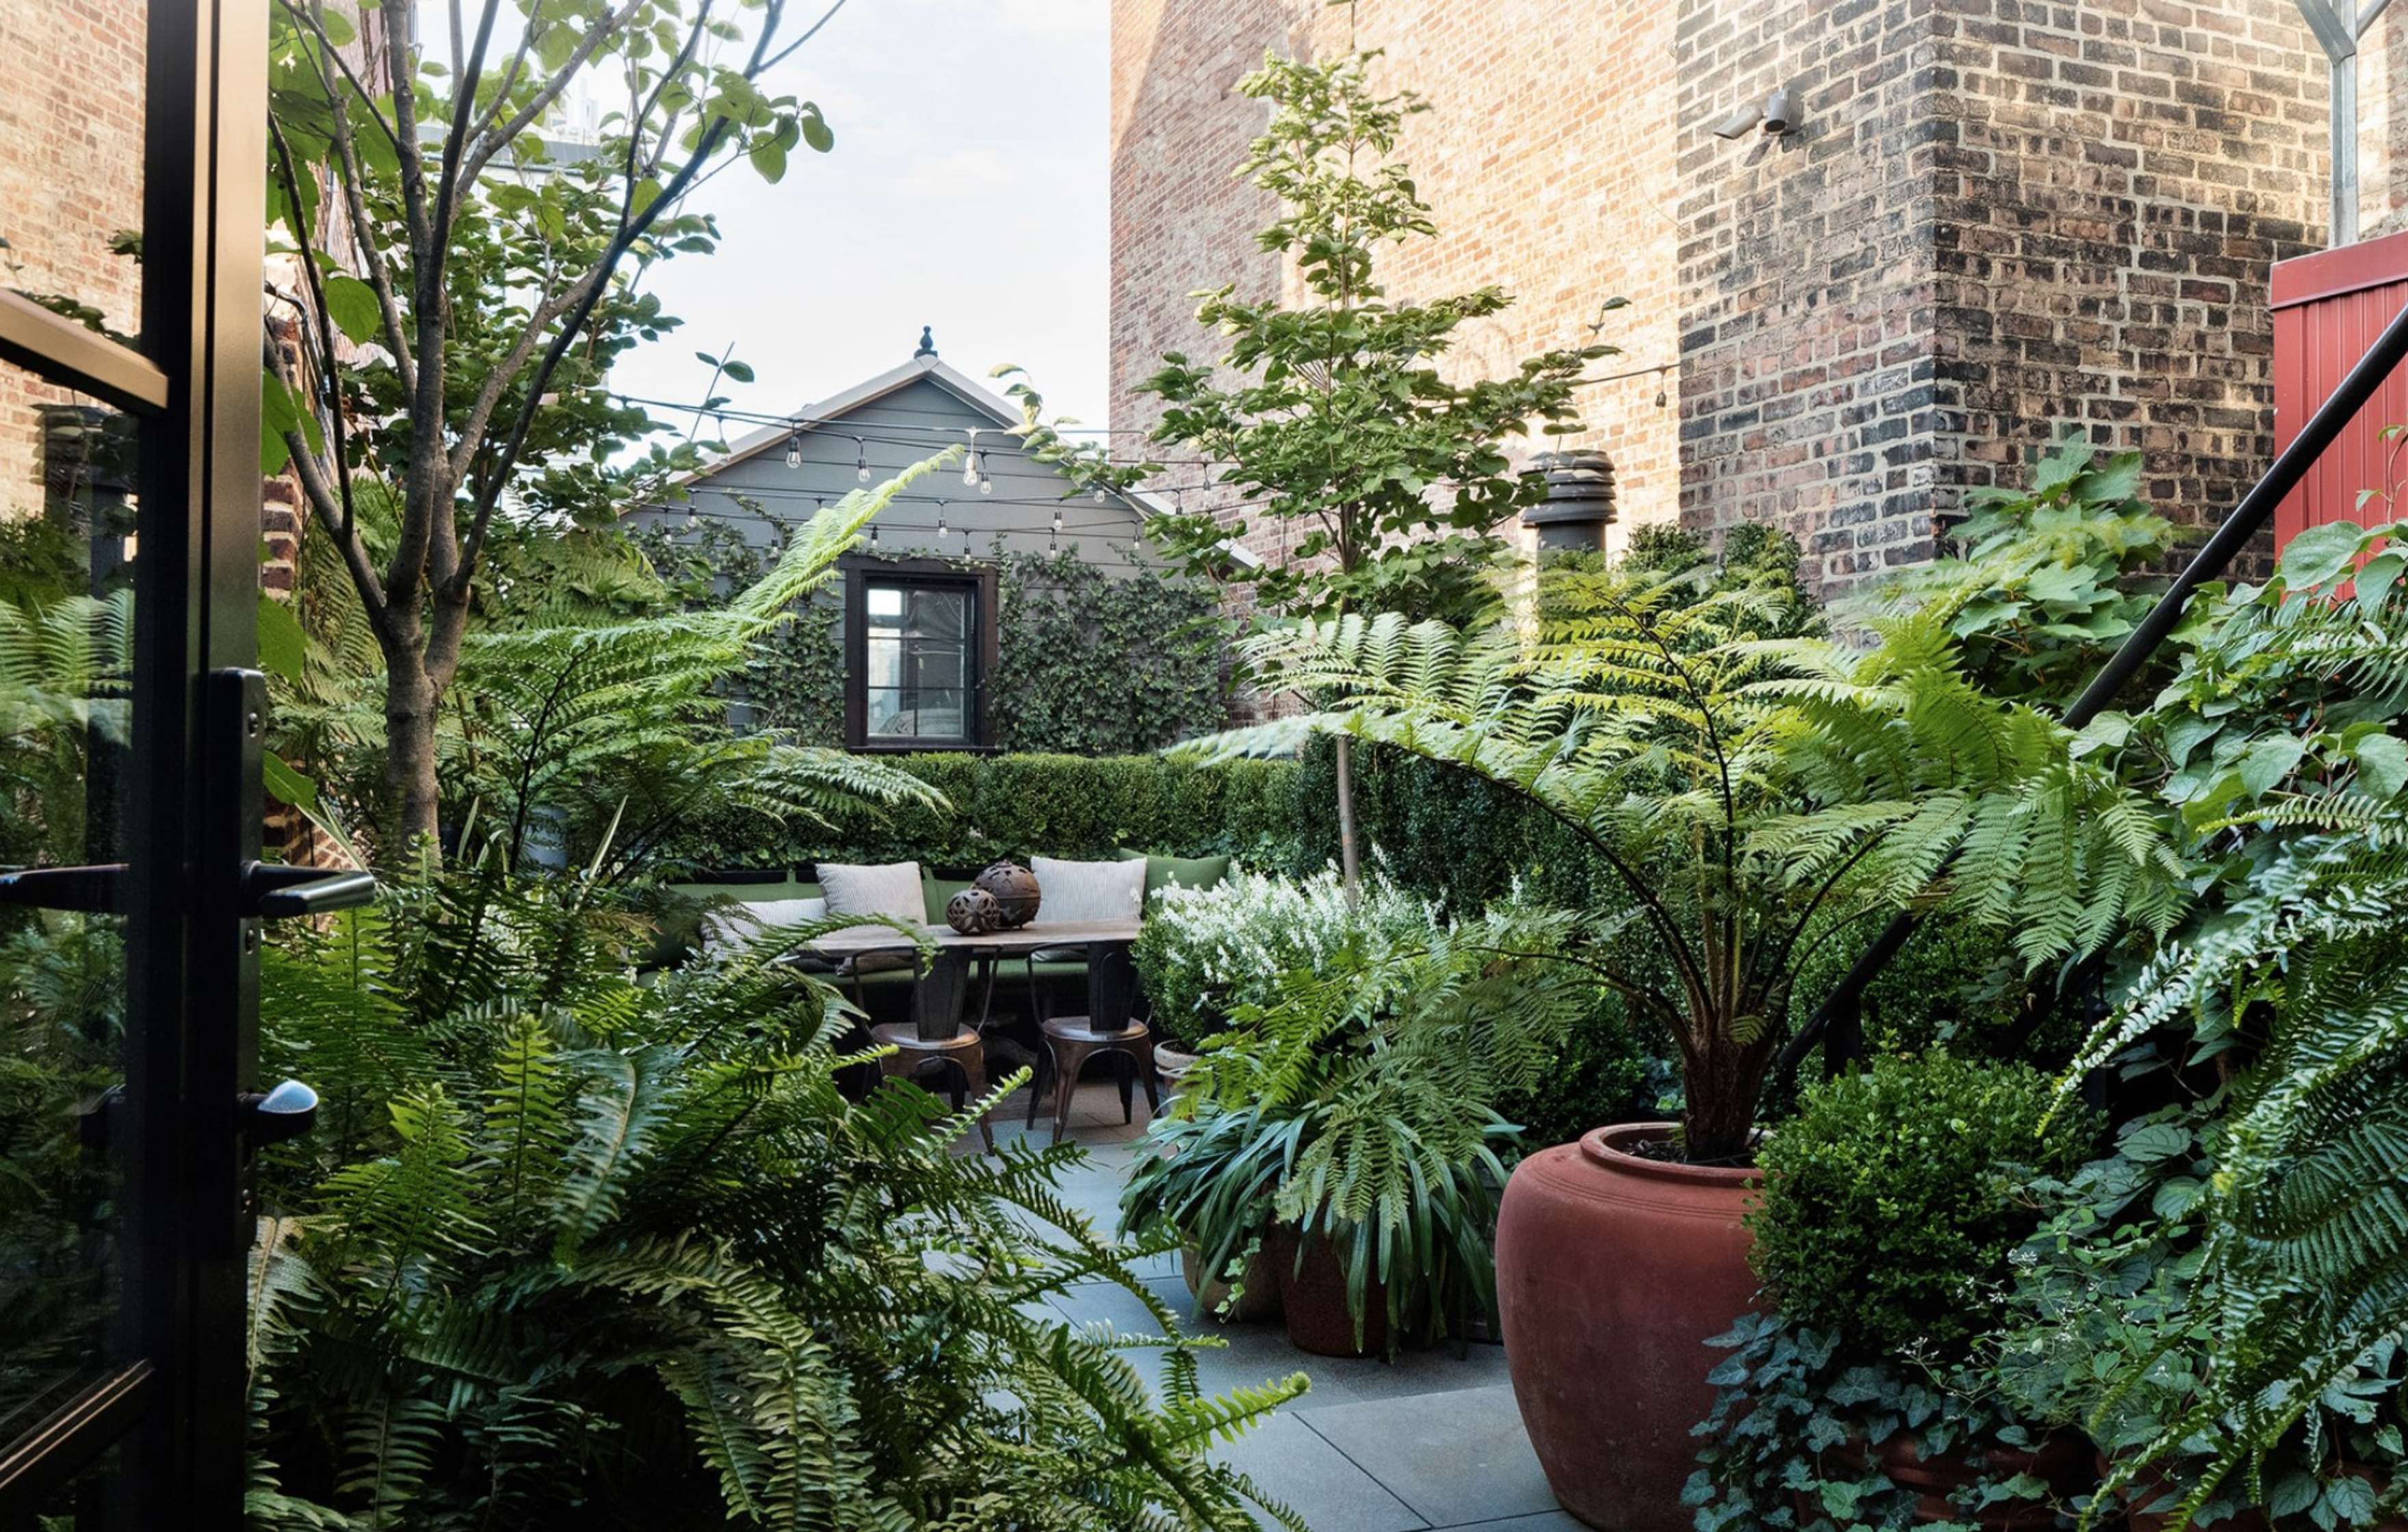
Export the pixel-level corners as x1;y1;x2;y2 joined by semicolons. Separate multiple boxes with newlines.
1133;864;1436;1051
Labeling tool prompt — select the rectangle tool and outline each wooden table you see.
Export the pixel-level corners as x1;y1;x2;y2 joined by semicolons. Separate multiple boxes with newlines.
805;919;1144;1042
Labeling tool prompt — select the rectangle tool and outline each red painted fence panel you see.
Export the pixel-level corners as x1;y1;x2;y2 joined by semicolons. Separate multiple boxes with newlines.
2273;227;2408;550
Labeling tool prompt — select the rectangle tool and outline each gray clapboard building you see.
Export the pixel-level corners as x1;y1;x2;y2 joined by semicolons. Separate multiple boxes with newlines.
629;330;1174;752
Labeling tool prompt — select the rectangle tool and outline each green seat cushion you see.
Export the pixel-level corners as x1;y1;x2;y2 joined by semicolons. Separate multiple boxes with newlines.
922;876;974;925
1118;849;1232;899
1025;958;1092;982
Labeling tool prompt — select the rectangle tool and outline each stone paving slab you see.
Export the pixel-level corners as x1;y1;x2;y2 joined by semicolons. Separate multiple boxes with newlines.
1292;1385;1556;1527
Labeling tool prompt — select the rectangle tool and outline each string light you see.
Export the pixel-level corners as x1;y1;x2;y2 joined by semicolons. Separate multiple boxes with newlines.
785;434;802;468
962;430;984;488
854;436;871;482
1050;509;1062;554
1092;483;1106;504
869;520;880;546
935;504;948;540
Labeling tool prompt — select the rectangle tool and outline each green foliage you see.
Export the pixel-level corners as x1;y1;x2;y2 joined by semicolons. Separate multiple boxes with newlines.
636;531;1234;756
2044;522;2408;1527
1131;902;1595;1350
1131;865;1437;1051
992;547;1231;754
249;867;1305;1531
656;750;1304;874
1749;1053;2095;1361
1856;438;2182;706
1991;1115;2408;1530
1687;1312;2070;1532
1179;562;2185;1160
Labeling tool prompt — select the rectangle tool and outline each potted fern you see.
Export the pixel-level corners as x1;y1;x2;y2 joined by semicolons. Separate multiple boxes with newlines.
1123;901;1592;1357
1181;555;2182;1529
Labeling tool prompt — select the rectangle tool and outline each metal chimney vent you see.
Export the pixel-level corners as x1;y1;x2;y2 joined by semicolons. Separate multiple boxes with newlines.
1521;450;1617;552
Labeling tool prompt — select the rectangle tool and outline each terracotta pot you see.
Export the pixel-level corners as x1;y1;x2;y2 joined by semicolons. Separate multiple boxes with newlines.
1868;1431;2092;1528
1268;1224;1388;1358
1495;1122;1762;1532
1153;1042;1199;1087
1180;1243;1282;1323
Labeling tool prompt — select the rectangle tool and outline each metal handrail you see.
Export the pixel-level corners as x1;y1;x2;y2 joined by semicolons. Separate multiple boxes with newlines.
1782;290;2408;1078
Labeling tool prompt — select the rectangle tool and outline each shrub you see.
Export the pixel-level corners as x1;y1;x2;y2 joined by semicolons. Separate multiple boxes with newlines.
1132;864;1436;1050
653;752;1304;874
1749;1053;2095;1360
1491;996;1653;1148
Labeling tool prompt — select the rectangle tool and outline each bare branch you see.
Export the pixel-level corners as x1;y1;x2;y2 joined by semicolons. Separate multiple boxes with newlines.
268;118;362;539
443;267;603;518
430;1;504;267
462;0;648;185
464;0;543;146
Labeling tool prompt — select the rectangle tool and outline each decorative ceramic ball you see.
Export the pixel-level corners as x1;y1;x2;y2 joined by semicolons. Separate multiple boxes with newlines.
973;862;1041;928
945;886;1004;936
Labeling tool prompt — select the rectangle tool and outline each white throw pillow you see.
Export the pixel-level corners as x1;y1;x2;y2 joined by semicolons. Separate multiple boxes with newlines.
1030;856;1146;925
701;895;826;954
814;861;925;923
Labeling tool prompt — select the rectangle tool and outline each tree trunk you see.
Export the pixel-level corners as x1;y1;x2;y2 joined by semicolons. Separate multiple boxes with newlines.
381;653;443;852
1333;734;1361;898
1679;1041;1772;1167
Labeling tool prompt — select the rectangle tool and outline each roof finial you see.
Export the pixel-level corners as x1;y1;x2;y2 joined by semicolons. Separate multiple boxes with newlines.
914;325;937;358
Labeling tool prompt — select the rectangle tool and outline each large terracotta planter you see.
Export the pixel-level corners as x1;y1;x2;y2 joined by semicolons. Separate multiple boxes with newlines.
1495;1122;1762;1532
1267;1224;1388;1358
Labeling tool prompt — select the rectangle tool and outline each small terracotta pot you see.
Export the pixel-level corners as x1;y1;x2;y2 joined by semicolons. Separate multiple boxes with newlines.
1868;1431;2093;1528
1268;1223;1388;1358
1495;1122;1762;1532
1153;1042;1199;1087
1181;1243;1282;1323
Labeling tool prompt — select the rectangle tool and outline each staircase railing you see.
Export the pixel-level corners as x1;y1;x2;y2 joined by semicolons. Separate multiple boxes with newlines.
1781;292;2408;1079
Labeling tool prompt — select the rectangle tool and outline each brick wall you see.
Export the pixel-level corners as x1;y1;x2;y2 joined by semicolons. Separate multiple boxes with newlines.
0;0;147;520
1109;0;1683;564
1114;0;2338;596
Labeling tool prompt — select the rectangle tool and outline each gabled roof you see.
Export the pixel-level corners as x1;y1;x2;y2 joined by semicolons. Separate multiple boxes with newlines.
699;351;1021;479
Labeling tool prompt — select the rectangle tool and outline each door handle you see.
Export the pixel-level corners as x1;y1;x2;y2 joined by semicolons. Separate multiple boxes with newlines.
240;863;376;919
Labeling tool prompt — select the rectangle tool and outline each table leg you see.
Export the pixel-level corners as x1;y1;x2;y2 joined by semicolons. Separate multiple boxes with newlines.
915;947;974;1042
1086;942;1137;1033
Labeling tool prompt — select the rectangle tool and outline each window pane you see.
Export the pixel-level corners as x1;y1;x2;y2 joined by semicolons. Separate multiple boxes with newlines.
0;1;148;348
0;361;133;1455
863;581;972;742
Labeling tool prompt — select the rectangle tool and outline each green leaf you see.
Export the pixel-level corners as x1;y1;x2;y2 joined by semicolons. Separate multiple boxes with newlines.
2235;733;2307;797
257;594;307;684
317;5;356;45
2279;520;2368;592
261;368;297;474
263;752;317;812
722;360;755;384
2357;549;2404;611
322;274;380;345
2119;1122;2192;1163
748;135;787;183
800;106;834;154
2353;732;2408;799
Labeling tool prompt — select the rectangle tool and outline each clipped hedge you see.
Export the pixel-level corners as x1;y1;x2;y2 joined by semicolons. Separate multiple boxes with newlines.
658;753;1306;875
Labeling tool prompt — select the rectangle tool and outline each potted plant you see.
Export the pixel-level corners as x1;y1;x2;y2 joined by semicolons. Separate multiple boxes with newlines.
1133;865;1436;1081
1183;551;2181;1527
1123;901;1590;1357
1688;1053;2099;1531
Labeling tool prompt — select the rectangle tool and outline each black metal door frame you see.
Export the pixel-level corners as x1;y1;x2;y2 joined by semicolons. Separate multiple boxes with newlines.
0;0;270;1524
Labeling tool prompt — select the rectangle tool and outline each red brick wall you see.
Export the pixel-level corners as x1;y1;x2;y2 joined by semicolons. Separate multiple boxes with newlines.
0;0;147;518
1115;0;2335;596
1110;0;1683;564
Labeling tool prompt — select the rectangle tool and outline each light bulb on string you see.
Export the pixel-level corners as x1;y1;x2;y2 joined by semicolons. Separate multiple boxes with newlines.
1092;482;1107;504
868;520;880;546
1050;510;1062;554
854;436;871;483
963;430;983;488
936;505;948;540
785;434;802;468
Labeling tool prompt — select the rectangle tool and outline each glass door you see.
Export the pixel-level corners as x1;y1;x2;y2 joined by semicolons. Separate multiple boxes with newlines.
0;1;278;1523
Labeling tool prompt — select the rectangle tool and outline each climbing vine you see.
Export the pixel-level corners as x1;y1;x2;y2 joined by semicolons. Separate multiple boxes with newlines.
636;527;1231;755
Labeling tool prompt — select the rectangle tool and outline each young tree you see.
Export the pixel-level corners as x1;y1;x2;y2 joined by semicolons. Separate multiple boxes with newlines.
1018;47;1605;886
264;0;836;849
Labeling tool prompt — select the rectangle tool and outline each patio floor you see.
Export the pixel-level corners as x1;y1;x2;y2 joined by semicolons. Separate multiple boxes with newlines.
986;1077;1586;1532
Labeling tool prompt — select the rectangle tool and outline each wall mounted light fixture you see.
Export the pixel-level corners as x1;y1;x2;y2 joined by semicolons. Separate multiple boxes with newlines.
1712;86;1797;140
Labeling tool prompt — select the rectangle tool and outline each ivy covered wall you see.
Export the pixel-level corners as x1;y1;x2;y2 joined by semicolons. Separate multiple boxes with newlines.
642;525;1233;756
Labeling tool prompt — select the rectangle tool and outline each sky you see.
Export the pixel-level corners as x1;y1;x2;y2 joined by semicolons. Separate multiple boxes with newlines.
604;0;1116;436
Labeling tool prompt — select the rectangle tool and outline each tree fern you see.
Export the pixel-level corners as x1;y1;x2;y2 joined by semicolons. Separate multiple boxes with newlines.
1179;564;2183;1159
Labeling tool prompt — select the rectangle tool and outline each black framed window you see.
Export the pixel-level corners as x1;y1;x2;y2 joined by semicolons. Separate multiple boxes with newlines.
843;559;997;750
